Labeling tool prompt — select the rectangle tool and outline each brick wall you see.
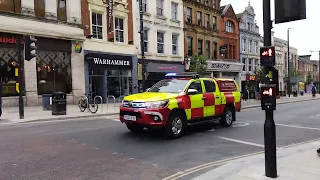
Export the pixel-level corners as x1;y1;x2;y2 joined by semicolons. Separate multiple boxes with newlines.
81;0;90;37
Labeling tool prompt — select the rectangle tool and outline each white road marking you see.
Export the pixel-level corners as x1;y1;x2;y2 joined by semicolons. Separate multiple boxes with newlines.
218;136;265;148
275;123;320;131
232;122;250;128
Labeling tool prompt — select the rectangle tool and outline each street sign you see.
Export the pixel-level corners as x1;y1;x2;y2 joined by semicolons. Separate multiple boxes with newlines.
260;46;275;67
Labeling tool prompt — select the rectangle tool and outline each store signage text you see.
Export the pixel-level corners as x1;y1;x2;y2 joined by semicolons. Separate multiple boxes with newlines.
158;66;178;71
93;58;130;66
0;37;24;44
211;63;230;69
108;0;113;30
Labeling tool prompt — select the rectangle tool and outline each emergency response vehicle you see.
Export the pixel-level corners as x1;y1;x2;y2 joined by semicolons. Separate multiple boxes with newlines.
120;72;241;138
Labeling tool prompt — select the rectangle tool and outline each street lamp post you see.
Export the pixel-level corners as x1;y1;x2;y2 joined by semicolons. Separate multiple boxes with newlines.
287;28;293;97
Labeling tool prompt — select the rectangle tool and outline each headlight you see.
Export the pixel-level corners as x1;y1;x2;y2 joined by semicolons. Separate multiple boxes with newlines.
145;100;169;108
122;100;129;107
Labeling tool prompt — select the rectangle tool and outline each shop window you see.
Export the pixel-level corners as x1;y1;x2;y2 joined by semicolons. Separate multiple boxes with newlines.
91;12;103;39
57;0;67;21
115;17;124;43
157;32;164;54
34;0;45;17
36;38;72;95
0;47;24;97
172;34;178;55
0;0;21;13
187;36;193;56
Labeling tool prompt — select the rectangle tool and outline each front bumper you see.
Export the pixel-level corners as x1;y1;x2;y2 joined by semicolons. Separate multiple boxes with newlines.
119;106;171;127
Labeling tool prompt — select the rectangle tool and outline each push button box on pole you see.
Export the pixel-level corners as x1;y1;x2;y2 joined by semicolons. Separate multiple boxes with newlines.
52;92;66;115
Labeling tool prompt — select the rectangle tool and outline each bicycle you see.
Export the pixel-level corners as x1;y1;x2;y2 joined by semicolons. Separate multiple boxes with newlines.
78;94;99;113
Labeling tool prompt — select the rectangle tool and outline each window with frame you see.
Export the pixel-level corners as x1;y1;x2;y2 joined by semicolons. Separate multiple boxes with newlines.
205;41;210;59
186;7;192;23
205;14;210;28
91;12;103;39
212;16;217;30
203;80;216;92
212;0;216;8
142;0;147;12
197;11;202;26
248;58;252;71
249;40;252;52
156;0;164;16
188;80;202;94
157;32;164;54
57;0;67;21
247;16;254;31
242;58;246;71
171;2;178;20
115;17;124;43
172;34;178;55
242;38;246;52
34;0;45;17
0;0;21;13
255;59;259;71
255;41;258;54
198;39;203;55
225;20;234;33
213;42;217;59
143;29;148;52
187;37;193;56
204;0;209;6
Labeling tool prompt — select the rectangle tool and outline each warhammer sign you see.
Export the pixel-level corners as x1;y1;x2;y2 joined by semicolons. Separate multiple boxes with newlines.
211;63;230;69
207;61;243;72
85;53;132;69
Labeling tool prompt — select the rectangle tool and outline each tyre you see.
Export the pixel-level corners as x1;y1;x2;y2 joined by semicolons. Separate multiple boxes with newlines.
219;106;235;127
165;112;186;139
78;99;86;112
88;100;98;113
126;123;144;133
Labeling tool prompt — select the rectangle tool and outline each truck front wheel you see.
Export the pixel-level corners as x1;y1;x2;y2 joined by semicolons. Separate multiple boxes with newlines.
219;106;235;127
165;112;186;139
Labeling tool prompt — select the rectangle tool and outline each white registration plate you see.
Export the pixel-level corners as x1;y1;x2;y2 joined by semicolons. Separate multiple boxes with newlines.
124;115;136;121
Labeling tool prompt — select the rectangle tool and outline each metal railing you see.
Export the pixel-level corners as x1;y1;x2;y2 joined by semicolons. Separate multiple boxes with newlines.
94;95;103;112
107;95;116;110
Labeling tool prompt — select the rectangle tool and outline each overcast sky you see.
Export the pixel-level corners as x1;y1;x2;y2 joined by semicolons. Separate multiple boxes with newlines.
221;0;318;59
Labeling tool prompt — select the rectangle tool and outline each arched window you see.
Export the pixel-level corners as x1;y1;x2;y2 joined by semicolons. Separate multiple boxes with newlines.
225;20;234;33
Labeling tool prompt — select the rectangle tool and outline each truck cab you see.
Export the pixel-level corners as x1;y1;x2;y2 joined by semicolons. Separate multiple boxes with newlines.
120;72;241;138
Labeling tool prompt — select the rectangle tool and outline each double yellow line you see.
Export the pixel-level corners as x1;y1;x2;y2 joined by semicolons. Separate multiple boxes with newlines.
162;151;264;180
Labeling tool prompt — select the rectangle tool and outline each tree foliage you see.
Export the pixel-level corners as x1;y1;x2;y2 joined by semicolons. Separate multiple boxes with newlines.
189;55;208;77
306;72;313;84
255;67;266;84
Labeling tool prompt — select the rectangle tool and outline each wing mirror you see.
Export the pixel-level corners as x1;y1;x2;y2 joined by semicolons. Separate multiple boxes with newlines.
187;89;198;95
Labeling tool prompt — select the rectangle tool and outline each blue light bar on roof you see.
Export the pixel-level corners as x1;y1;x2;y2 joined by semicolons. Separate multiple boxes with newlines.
165;73;177;76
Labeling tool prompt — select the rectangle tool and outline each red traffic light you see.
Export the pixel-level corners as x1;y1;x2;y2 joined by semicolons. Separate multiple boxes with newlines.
260;46;275;67
262;88;273;96
262;48;273;56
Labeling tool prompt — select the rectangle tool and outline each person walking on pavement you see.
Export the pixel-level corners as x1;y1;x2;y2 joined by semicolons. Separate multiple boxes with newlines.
311;83;317;98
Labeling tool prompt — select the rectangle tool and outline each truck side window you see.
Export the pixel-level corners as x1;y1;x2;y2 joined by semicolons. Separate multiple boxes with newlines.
188;81;202;94
203;80;216;92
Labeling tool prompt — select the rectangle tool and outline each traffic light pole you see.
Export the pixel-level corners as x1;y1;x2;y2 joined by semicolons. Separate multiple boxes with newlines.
263;0;277;178
16;38;24;119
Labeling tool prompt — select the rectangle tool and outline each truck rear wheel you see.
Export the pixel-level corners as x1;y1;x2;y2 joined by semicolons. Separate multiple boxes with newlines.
165;112;186;139
219;106;235;127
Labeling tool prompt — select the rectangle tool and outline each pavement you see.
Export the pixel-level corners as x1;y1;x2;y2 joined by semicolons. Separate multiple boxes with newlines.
0;94;319;124
0;98;319;179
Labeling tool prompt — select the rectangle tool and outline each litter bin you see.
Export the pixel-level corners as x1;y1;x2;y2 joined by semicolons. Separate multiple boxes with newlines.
293;91;298;97
52;92;66;115
42;94;52;110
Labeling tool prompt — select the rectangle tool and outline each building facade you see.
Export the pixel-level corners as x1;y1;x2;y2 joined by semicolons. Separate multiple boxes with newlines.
132;0;185;90
0;0;84;107
298;55;319;84
237;3;260;92
81;0;139;103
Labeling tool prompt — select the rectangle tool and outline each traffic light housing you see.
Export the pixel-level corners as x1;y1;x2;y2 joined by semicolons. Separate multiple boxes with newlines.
24;35;37;61
260;46;275;67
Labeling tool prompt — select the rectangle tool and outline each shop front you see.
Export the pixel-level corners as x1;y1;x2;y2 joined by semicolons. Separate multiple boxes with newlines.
206;60;243;89
0;32;76;107
138;59;185;90
84;51;138;103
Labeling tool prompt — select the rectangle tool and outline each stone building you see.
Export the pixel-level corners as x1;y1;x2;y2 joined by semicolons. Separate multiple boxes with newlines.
237;3;261;92
133;0;185;89
0;0;84;107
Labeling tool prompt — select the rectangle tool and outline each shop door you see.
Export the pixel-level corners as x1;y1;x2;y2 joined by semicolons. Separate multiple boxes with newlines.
107;70;131;103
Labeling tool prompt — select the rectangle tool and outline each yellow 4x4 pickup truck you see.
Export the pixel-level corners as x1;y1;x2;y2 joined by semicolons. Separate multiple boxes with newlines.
120;73;241;138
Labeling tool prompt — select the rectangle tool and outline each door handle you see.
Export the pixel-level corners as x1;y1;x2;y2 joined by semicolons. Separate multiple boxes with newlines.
215;96;220;98
202;97;206;100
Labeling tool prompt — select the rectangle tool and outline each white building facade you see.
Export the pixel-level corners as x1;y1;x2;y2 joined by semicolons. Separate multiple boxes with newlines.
132;0;185;89
0;0;84;107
